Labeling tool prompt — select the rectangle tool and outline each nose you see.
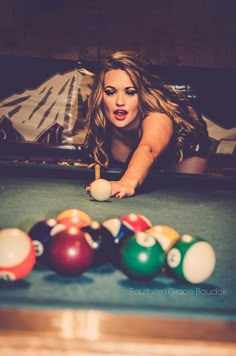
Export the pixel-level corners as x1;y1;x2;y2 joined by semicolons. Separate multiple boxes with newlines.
116;92;125;107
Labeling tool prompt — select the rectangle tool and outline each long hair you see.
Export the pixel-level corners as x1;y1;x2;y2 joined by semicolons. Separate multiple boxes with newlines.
84;51;205;166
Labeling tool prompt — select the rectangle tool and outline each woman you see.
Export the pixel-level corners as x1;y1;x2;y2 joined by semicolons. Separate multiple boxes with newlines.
84;51;211;198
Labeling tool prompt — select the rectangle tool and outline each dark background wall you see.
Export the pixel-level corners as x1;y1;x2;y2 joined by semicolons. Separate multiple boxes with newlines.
0;0;235;68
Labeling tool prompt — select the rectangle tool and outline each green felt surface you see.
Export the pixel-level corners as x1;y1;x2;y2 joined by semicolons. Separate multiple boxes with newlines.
0;163;236;320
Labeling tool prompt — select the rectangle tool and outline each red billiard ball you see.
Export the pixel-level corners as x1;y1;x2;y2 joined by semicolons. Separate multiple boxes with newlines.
81;221;115;267
119;231;166;281
47;226;94;276
120;213;152;233
28;218;58;263
0;228;36;281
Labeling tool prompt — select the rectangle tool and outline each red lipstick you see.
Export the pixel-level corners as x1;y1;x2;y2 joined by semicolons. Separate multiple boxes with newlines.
114;110;128;120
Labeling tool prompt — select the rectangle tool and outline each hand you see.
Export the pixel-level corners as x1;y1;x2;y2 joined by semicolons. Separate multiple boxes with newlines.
85;179;137;199
110;179;137;199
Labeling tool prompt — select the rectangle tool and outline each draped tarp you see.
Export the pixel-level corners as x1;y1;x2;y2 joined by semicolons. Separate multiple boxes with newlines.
0;60;94;144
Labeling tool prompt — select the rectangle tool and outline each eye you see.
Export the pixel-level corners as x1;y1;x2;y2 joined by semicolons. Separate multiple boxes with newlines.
126;89;137;96
104;89;116;96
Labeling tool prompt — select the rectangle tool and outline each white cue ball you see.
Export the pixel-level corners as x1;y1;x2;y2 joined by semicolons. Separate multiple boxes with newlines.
90;179;112;201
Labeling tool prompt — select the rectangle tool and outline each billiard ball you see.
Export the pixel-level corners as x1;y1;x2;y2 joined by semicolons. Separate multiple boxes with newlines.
119;231;166;281
102;218;134;268
166;234;216;284
81;221;115;267
28;218;58;263
146;225;180;252
56;209;92;225
102;218;134;244
56;215;91;230
47;226;94;276
90;179;112;201
0;228;36;281
120;213;152;232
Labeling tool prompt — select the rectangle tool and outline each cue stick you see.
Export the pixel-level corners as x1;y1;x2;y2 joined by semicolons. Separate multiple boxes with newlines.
95;164;101;180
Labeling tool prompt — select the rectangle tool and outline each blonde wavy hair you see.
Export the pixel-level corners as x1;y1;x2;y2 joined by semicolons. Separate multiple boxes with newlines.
84;51;204;166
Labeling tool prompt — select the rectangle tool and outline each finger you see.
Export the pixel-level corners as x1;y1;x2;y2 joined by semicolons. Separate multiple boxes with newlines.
111;187;124;197
115;191;128;199
85;181;94;192
110;185;121;197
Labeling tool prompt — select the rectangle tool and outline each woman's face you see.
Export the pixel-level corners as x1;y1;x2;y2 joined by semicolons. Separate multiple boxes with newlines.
102;69;140;129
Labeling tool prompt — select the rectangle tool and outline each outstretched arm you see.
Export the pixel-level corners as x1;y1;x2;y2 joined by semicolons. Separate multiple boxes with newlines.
110;113;174;198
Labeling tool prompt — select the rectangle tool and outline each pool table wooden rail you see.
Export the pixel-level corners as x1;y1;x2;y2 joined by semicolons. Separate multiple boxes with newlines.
0;307;236;355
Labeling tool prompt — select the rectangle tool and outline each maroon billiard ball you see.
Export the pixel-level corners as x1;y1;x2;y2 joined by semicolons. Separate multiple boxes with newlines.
120;213;152;233
47;226;94;276
81;221;115;267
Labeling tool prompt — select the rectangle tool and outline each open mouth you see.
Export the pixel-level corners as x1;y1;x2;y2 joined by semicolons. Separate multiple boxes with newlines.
114;110;128;120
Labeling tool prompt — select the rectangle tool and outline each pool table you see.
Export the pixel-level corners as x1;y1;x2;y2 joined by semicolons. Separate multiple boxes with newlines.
0;160;236;355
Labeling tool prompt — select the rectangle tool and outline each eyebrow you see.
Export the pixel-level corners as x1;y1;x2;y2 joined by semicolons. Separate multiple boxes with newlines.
104;85;136;90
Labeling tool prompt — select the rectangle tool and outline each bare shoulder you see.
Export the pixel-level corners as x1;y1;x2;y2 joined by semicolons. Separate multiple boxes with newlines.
139;113;174;156
141;112;173;131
